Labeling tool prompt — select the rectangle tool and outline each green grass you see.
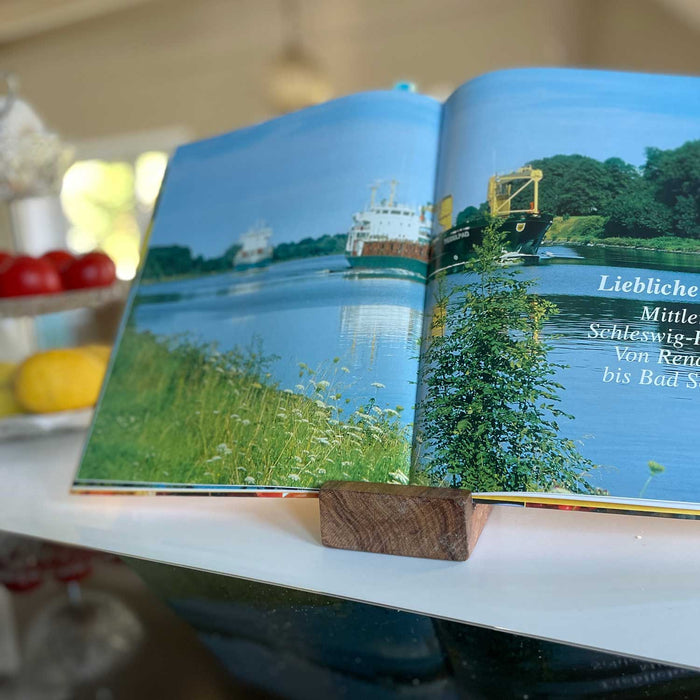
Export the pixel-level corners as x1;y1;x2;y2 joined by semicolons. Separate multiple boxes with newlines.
587;236;700;253
545;215;607;243
546;215;700;253
78;327;411;488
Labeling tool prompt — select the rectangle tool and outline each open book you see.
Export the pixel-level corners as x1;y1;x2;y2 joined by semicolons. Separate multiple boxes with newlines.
74;68;700;515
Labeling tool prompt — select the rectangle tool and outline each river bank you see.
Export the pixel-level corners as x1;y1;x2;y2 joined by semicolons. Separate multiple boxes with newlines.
78;327;412;488
545;216;700;254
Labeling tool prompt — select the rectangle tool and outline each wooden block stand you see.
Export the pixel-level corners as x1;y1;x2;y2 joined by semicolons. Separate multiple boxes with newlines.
320;481;492;561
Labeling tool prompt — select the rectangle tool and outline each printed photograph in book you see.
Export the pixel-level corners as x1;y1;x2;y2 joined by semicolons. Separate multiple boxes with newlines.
74;92;440;493
417;69;700;508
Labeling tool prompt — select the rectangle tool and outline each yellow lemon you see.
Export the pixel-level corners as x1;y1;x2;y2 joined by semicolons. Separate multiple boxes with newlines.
0;386;23;416
14;349;107;413
80;344;112;366
0;362;16;387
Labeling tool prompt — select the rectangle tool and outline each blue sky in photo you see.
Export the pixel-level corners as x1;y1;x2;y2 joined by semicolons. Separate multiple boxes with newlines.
151;92;441;258
436;68;700;214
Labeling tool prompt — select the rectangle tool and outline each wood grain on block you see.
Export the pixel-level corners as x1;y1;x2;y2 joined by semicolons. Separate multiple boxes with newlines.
319;481;492;561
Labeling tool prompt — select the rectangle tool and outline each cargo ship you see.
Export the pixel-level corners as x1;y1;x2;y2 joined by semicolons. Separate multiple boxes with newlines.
345;180;432;277
430;166;553;277
233;222;274;271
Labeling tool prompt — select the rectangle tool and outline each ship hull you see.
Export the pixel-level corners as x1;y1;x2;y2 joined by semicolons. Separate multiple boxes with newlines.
234;258;271;272
346;239;429;277
429;213;553;277
346;254;428;277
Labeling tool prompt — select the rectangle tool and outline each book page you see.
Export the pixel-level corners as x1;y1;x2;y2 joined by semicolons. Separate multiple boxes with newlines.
416;69;700;513
74;92;440;494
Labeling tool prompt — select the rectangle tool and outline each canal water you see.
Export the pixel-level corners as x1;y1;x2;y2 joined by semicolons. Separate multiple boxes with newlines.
436;244;700;505
134;255;425;428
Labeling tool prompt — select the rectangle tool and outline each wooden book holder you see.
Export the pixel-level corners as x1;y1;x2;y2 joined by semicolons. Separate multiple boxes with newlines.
319;481;492;561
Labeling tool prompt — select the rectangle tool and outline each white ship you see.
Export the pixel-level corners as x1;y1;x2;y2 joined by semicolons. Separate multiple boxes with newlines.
233;222;274;271
345;180;432;277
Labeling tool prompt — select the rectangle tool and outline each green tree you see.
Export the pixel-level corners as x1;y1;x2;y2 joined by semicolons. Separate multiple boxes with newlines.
510;154;640;217
142;245;198;279
273;233;347;261
418;221;595;493
644;141;700;238
604;180;672;239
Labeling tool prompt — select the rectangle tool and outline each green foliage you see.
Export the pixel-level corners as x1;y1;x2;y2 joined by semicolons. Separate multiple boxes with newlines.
501;141;700;242
455;203;489;227
648;460;665;476
547;221;700;252
78;328;411;488
604;180;672;239
511;154;640;216
546;215;607;242
418;220;596;494
640;460;666;497
142;245;199;279
141;234;349;281
645;141;700;238
273;233;347;261
141;244;241;280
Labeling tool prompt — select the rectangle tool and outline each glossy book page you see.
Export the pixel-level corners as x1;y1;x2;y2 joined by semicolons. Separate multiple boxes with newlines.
74;92;440;494
418;68;700;513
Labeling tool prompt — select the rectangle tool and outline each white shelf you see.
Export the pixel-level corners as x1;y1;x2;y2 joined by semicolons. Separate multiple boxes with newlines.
0;281;130;318
1;430;700;669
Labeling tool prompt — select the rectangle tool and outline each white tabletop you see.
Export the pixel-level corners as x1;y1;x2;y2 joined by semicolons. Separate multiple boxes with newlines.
1;430;699;670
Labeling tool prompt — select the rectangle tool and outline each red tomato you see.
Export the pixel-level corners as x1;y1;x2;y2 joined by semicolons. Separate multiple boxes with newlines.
62;251;116;289
0;256;63;297
41;250;75;274
0;251;13;272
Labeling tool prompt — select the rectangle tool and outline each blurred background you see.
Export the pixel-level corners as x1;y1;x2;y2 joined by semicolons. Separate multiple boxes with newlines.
0;0;699;279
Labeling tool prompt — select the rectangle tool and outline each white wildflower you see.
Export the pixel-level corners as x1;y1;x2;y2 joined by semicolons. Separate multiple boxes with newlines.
244;476;256;485
388;470;409;485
